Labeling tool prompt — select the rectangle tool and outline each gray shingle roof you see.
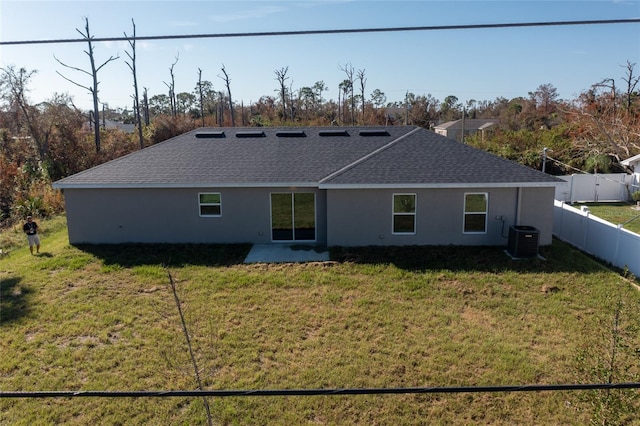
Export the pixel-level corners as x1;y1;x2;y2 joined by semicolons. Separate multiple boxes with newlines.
53;126;561;189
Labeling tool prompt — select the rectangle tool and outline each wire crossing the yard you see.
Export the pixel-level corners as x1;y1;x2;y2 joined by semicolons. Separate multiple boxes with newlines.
2;382;640;398
1;19;639;46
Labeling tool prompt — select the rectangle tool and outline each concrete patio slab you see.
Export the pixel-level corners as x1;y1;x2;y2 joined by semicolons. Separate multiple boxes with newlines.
244;244;330;263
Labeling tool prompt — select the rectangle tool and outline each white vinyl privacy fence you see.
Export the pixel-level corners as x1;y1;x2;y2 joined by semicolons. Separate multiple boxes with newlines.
554;174;632;203
553;200;640;277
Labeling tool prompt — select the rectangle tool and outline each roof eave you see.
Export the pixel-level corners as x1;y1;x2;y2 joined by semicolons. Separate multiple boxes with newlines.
54;181;563;190
319;182;564;189
52;182;321;190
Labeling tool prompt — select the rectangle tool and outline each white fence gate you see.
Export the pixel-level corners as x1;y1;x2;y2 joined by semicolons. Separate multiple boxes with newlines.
553;200;640;277
554;174;631;203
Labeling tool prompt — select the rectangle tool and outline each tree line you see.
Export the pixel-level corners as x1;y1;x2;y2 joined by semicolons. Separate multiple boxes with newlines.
1;17;640;226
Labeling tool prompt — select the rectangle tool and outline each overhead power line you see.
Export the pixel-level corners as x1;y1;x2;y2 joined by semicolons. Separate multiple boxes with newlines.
2;382;640;398
1;19;639;46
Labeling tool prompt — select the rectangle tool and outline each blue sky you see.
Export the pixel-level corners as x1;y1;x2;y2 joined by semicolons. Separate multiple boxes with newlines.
1;0;639;111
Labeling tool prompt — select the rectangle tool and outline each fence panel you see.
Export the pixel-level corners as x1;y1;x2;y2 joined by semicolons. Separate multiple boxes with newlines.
554;174;630;203
553;200;640;277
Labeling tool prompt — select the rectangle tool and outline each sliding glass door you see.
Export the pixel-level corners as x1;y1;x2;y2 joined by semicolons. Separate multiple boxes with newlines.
271;193;316;241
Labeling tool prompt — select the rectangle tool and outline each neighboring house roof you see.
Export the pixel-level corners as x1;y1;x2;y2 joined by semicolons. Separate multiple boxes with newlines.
433;119;498;131
53;126;561;190
621;153;640;168
103;119;136;133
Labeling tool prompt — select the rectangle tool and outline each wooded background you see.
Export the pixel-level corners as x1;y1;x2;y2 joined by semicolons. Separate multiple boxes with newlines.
1;18;639;226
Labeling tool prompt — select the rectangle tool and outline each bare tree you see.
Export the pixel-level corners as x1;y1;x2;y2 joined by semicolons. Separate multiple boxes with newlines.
197;68;205;127
338;79;351;125
55;17;119;152
142;87;150;126
289;80;295;122
622;61;640;113
164;53;179;117
339;63;356;124
357;69;367;124
217;91;225;126
219;64;235;126
274;67;289;121
0;66;49;160
593;78;617;124
571;82;633;162
124;19;144;149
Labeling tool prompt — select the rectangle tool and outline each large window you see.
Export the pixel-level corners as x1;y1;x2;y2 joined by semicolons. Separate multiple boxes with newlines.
393;193;416;234
464;193;488;233
199;193;221;217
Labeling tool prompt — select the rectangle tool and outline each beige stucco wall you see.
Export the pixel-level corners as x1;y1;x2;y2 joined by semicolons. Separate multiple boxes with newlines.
325;187;555;247
61;185;554;247
62;187;327;245
517;186;555;245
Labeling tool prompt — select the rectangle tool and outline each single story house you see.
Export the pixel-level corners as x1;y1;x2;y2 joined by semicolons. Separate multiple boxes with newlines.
434;118;498;142
52;126;562;247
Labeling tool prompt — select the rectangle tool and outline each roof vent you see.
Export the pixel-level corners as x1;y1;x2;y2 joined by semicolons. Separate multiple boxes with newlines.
359;130;390;137
235;131;266;138
319;130;350;137
276;130;306;138
195;131;225;138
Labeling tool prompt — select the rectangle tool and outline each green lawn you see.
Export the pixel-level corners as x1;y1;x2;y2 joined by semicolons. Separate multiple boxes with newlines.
1;217;639;425
579;202;640;234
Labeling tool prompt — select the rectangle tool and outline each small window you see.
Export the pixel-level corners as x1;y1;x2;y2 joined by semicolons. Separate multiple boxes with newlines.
235;131;265;138
393;193;416;234
195;131;225;138
319;130;350;137
276;130;306;137
199;193;221;217
464;193;488;233
360;130;390;137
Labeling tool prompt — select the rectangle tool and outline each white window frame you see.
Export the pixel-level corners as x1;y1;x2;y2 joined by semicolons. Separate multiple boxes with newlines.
198;192;222;217
463;192;488;234
392;193;417;235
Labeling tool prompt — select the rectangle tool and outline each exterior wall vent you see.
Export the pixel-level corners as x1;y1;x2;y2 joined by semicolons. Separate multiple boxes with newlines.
235;131;266;138
319;130;350;137
195;131;225;138
359;130;390;137
276;130;306;137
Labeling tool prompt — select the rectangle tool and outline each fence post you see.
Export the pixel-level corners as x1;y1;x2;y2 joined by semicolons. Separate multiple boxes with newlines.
582;210;590;251
614;224;622;265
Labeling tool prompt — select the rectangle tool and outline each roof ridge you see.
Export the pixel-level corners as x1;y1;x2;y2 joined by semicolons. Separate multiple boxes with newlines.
319;126;422;184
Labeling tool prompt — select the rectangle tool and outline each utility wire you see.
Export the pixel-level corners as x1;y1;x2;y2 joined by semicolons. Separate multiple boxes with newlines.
546;154;634;188
166;271;213;426
1;19;639;46
2;382;640;398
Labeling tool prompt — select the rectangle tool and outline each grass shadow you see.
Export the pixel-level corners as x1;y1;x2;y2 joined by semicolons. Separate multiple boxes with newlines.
0;276;32;325
330;239;610;275
74;239;612;276
75;243;252;268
